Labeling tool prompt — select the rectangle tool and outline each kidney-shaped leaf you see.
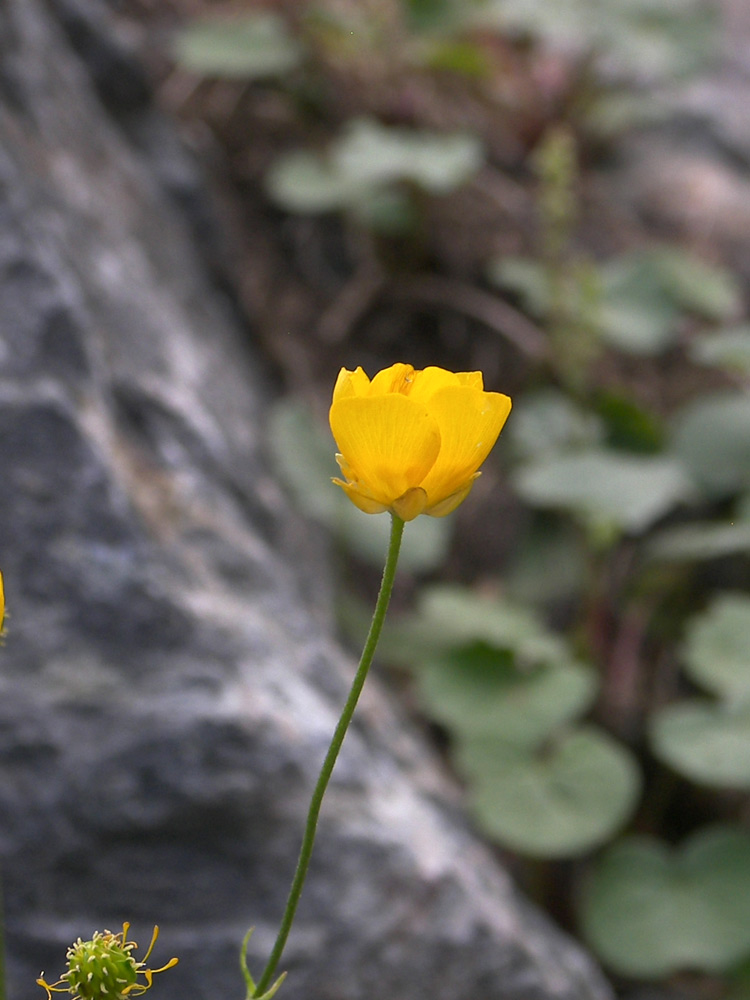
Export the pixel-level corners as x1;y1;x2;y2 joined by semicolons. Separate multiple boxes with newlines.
516;450;693;534
581;826;750;977
387;584;573;669
460;726;640;858
671;392;750;499
418;642;597;748
650;700;750;788
683;593;750;701
334;118;484;193
265;151;368;214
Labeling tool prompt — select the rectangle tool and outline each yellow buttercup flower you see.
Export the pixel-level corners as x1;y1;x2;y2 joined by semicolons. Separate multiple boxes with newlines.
329;363;511;521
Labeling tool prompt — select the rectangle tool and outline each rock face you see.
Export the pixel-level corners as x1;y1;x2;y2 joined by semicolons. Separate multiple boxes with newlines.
0;2;613;999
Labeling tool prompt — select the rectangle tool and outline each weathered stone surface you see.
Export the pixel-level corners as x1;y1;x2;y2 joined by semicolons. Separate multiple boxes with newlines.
0;2;613;999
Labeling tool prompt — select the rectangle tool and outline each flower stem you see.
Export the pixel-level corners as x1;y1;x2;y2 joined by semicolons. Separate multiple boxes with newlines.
253;514;406;997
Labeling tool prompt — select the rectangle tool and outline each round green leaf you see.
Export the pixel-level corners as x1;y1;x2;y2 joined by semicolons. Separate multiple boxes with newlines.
460;726;640;858
598;255;679;355
515;449;693;534
671;392;750;499
683;594;750;700
596;249;738;355
418;642;597;748
265;152;367;214
389;584;574;668
652;247;740;321
334;118;484;194
650;700;750;787
486;256;550;318
581;827;750;977
173;14;303;79
508;389;603;461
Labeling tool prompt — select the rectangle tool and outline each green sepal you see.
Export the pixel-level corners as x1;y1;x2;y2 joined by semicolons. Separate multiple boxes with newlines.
240;929;287;1000
253;972;287;999
240;928;257;998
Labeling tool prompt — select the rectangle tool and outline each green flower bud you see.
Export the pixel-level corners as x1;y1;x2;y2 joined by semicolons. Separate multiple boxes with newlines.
38;924;178;1000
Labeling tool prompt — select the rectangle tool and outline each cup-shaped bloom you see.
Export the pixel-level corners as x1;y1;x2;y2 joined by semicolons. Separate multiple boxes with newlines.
329;363;511;520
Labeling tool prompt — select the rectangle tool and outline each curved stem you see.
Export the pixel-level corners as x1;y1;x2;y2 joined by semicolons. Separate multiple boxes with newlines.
254;514;406;996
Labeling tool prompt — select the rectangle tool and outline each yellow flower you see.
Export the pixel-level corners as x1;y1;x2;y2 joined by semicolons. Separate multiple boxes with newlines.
329;363;511;521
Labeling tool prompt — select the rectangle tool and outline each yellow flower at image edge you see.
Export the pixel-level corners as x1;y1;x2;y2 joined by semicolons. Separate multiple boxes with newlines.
330;363;512;520
38;924;178;1000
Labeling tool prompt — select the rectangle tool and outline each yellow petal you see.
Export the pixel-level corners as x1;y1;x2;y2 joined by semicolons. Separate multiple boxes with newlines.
456;371;484;389
332;479;389;514
330;394;440;505
407;367;461;404
332;366;371;403
368;363;415;396
419;386;511;504
425;476;478;517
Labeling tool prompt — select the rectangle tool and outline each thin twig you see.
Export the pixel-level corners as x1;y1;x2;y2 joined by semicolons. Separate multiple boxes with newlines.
389;276;549;360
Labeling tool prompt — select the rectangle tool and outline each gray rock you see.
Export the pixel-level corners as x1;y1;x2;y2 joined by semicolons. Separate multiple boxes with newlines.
0;2;613;999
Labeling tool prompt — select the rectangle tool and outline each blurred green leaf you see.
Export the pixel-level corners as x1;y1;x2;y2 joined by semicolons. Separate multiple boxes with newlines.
509;389;603;461
265;151;367;214
691;325;750;376
649;521;750;562
581;827;750;976
417;641;598;748
459;726;640;858
267;399;451;571
650;700;750;788
683;593;750;701
597;255;679;354
671;392;750;499
173;13;303;79
515;449;693;534
384;583;574;668
594;391;664;453
653;247;740;320
505;519;587;605
490;249;737;357
597;249;739;355
266;118;483;216
334;118;484;194
473;0;718;81
487;257;550;318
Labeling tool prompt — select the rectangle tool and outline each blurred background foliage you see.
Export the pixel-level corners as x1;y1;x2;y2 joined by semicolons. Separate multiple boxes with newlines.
125;0;750;995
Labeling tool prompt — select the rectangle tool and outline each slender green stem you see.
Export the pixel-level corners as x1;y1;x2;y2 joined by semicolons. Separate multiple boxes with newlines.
254;514;406;997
